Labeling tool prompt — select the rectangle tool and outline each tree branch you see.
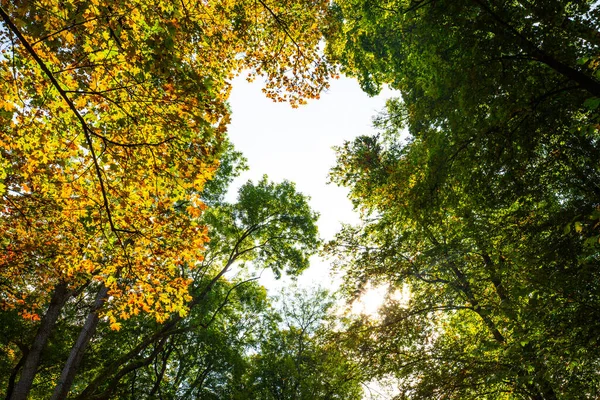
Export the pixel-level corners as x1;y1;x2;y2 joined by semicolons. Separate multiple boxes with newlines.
0;6;136;238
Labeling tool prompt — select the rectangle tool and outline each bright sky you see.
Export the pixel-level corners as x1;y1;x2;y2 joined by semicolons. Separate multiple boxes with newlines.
226;74;394;302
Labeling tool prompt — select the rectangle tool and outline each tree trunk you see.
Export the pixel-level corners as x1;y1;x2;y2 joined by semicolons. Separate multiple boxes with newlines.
50;284;108;400
5;353;26;400
9;282;71;400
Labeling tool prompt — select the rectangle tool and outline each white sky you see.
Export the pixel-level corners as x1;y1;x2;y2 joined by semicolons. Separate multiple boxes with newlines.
226;75;394;299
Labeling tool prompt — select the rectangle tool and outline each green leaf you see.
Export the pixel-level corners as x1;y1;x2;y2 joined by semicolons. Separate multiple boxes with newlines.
583;97;600;110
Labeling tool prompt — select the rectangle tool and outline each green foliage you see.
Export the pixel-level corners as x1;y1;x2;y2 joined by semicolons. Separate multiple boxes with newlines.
0;167;327;399
203;176;320;278
327;0;600;398
201;140;249;206
0;0;336;396
234;288;364;400
87;279;271;400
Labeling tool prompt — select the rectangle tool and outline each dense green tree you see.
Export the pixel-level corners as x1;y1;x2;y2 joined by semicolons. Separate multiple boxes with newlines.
79;279;271;400
326;0;600;399
234;288;364;400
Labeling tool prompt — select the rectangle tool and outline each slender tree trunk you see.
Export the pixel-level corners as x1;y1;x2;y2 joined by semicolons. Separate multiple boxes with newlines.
75;304;183;399
50;284;108;400
148;342;173;397
5;353;26;400
88;337;168;400
182;361;214;398
9;282;71;400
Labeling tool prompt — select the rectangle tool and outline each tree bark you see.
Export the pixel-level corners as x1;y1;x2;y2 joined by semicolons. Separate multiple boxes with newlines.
50;284;108;400
9;282;71;400
5;353;26;400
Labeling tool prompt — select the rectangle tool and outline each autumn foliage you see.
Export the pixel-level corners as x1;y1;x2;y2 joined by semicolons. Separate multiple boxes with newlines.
0;0;335;324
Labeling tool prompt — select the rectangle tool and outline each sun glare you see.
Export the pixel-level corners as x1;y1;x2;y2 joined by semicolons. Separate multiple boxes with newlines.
351;283;411;318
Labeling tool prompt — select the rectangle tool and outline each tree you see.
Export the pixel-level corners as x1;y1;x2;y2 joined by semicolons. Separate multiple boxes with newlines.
0;1;336;398
0;169;322;399
78;279;272;400
0;0;336;321
326;0;600;398
77;174;322;399
235;288;365;400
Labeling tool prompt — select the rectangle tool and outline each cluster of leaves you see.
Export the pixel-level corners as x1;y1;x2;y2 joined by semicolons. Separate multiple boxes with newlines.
0;0;337;326
0;1;342;398
0;139;361;399
238;288;364;400
326;0;600;398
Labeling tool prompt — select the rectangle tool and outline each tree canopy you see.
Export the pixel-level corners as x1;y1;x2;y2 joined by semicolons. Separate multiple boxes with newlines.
3;0;600;399
326;0;600;398
0;1;343;398
0;0;336;328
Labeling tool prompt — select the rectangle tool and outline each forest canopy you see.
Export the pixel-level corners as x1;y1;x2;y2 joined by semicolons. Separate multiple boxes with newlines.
1;0;600;399
325;0;600;398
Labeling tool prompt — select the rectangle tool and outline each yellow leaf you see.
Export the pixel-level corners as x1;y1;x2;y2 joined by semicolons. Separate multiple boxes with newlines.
110;322;122;331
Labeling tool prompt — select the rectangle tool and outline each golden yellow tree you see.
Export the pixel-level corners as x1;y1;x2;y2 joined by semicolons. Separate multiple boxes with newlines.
0;1;336;398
